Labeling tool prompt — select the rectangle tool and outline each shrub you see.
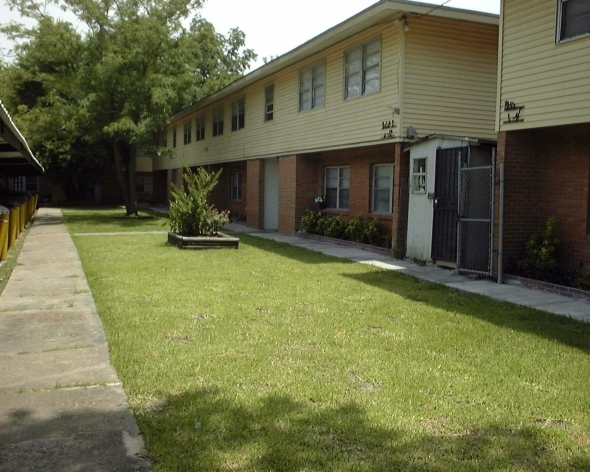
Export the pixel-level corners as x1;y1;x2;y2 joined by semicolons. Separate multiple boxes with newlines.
573;268;590;291
345;212;366;243
517;217;559;281
323;216;347;239
365;218;385;246
169;166;229;236
299;210;324;235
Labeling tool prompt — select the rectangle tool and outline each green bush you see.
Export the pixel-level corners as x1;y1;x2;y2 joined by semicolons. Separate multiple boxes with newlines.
365;218;385;246
299;210;324;235
323;216;347;239
573;268;590;291
169;166;229;236
517;217;559;281
345;212;366;243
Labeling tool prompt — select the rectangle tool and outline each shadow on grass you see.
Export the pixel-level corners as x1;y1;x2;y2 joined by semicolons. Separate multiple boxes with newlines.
342;270;590;354
62;206;168;231
139;388;589;471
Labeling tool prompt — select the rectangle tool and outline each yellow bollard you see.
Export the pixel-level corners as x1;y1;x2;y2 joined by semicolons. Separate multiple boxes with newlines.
0;213;8;260
8;206;19;247
19;201;26;233
26;197;33;221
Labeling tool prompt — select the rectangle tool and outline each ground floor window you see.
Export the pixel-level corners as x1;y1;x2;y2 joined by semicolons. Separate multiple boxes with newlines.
12;176;39;192
411;158;427;193
325;166;349;209
372;163;393;213
136;176;154;194
231;172;242;201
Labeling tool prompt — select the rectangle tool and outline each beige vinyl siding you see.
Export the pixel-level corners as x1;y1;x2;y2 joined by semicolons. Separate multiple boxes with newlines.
498;0;590;132
135;155;152;173
154;23;401;170
403;16;499;140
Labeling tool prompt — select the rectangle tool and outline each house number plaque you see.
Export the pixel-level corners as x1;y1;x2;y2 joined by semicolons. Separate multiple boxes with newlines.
503;101;525;124
381;119;396;139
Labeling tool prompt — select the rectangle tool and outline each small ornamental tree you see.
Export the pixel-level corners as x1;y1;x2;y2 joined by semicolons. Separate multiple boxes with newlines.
169;166;229;236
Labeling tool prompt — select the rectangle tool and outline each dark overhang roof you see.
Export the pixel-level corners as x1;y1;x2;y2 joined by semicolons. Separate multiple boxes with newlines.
0;100;44;176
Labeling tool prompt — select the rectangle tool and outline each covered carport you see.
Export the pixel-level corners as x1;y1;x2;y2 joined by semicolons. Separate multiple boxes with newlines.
0;99;44;257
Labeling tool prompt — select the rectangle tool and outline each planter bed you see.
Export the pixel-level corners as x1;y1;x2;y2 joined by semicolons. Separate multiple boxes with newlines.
168;231;239;249
504;274;590;302
297;232;391;257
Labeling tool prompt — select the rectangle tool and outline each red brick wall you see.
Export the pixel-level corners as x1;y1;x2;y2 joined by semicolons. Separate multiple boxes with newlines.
496;123;590;273
152;170;168;204
278;155;318;235
246;159;264;229
208;162;247;219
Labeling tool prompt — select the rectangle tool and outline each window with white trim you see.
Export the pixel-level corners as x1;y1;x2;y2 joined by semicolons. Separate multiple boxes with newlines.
172;126;177;148
183;120;191;145
230;172;242;201
265;84;274;121
299;63;325;111
212;106;224;137
196;115;205;141
345;38;381;99
372;163;393;213
411;158;427;193
231;97;245;131
136;176;153;194
557;0;590;42
325;166;350;209
12;176;39;192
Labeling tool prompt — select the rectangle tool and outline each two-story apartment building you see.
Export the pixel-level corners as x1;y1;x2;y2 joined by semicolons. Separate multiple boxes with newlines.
154;0;499;257
496;0;590;275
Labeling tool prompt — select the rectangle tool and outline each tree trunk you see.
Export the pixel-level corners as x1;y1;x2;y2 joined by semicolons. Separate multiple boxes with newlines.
127;144;138;216
113;139;133;214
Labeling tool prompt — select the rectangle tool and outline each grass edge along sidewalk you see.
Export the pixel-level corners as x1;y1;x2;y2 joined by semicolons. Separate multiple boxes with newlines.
63;207;590;472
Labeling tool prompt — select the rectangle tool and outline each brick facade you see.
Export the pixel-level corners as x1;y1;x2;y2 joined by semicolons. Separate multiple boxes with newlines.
209;162;247;220
246;159;264;229
496;123;590;273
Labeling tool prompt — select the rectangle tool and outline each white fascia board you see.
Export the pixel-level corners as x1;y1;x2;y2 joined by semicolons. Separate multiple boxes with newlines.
170;0;499;123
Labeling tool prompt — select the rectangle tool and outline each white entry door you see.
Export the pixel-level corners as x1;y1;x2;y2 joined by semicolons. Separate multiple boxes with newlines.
264;157;279;230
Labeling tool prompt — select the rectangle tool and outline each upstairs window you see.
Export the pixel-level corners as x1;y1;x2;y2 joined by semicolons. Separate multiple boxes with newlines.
299;63;325;111
325;166;350;209
196;115;205;141
172;127;177;148
265;84;274;121
212;106;224;137
558;0;590;42
345;38;381;99
231;97;245;131
183;120;191;145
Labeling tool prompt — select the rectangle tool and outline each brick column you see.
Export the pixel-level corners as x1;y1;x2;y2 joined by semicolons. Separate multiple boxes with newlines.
391;144;408;253
246;159;264;229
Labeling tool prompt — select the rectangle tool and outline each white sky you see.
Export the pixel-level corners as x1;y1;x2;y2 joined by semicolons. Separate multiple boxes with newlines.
0;0;500;70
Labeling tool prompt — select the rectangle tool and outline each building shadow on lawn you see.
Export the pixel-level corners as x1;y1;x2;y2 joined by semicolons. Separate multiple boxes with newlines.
62;206;167;230
232;232;353;265
342;270;590;354
139;388;589;471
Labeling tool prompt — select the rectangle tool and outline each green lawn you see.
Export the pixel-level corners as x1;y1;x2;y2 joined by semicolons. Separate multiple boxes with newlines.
64;208;590;472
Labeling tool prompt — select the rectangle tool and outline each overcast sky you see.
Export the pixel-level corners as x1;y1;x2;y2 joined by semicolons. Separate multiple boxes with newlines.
1;0;500;70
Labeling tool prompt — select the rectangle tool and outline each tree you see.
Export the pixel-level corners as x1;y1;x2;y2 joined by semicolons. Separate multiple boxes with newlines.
1;0;256;214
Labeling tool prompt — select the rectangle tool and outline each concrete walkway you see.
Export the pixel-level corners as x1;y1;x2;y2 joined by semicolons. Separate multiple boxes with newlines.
225;223;590;323
0;208;149;471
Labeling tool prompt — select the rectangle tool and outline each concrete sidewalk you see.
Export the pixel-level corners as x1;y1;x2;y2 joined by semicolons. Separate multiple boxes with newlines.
225;223;590;323
0;208;149;471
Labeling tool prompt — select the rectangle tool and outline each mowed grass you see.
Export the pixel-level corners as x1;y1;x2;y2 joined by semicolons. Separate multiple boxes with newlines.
63;208;590;471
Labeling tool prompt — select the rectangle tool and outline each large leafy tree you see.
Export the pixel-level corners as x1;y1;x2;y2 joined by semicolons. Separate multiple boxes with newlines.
1;0;255;214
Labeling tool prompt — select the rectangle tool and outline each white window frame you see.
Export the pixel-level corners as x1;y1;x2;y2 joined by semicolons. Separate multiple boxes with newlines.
212;105;224;137
172;126;177;148
372;163;393;214
231;97;245;131
265;84;274;121
557;0;590;42
183;120;191;145
230;172;242;201
299;62;325;111
344;38;381;99
411;158;427;194
136;176;154;194
324;166;350;210
196;115;205;141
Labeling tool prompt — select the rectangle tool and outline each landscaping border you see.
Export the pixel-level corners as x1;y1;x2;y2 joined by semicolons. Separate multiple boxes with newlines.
297;232;392;257
504;274;590;302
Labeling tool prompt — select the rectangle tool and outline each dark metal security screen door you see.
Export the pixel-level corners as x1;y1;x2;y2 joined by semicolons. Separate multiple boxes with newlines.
457;147;495;276
431;147;464;262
